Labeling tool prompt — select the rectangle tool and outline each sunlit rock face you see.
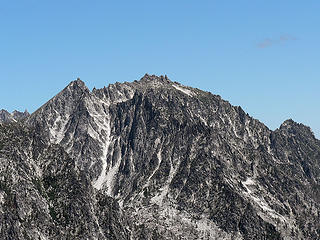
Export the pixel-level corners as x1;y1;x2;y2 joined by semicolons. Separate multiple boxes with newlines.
0;74;319;239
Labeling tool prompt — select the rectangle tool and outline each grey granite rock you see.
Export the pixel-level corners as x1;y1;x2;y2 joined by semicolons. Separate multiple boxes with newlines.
0;75;319;239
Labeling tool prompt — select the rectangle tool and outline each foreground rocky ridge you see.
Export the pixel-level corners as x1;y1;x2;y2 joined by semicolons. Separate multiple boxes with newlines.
0;74;319;239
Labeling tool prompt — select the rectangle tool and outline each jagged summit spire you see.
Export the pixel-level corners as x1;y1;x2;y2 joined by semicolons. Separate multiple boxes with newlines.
280;119;296;127
140;73;170;83
280;119;308;129
279;118;315;138
71;77;86;86
64;78;89;93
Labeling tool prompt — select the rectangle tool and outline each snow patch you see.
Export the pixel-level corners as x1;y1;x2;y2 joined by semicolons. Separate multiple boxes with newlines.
104;149;122;196
0;191;4;204
173;84;194;97
49;113;70;144
243;177;255;187
151;157;179;205
89;97;123;195
154;137;161;148
199;116;208;126
93;139;110;190
141;148;163;192
85;97;113;191
244;119;259;148
242;177;287;223
118;199;124;208
149;150;162;181
242;178;256;195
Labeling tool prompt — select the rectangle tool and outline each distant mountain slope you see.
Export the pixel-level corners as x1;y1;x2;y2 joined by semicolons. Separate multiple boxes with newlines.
0;109;29;123
0;74;319;239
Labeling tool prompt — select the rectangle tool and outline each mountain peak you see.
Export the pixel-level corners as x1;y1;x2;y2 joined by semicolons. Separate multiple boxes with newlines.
279;118;315;139
140;73;171;83
67;78;87;90
0;109;9;114
0;109;11;123
1;75;320;239
280;118;296;128
52;78;90;99
280;119;307;130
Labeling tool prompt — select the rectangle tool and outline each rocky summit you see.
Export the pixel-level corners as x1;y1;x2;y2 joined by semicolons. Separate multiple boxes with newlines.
0;74;319;240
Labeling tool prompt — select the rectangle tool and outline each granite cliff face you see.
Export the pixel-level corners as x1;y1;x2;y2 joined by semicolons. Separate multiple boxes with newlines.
0;74;319;239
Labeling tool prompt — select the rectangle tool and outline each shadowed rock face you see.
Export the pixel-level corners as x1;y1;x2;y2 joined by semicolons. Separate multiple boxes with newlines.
0;74;319;239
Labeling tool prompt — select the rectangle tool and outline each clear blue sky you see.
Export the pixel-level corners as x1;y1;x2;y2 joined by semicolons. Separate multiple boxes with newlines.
1;1;319;138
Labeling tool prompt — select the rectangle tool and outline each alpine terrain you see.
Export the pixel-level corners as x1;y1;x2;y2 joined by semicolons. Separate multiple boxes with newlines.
0;74;319;239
